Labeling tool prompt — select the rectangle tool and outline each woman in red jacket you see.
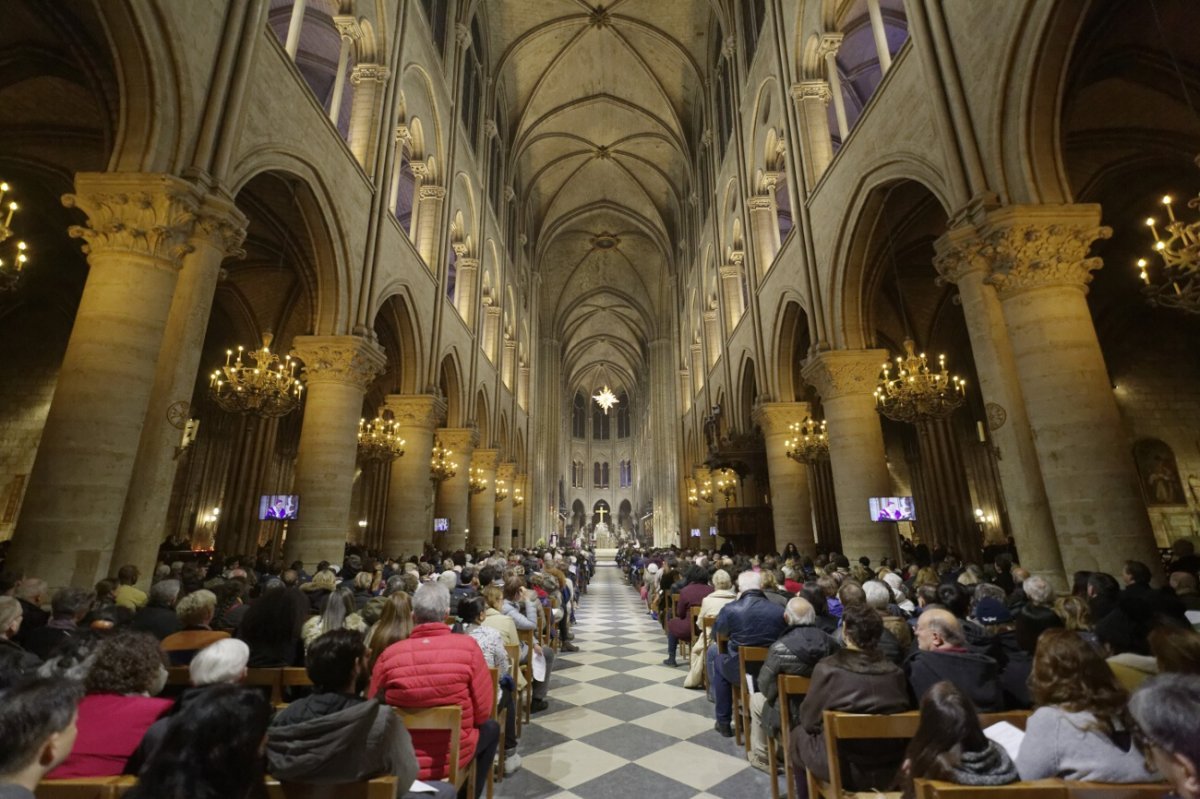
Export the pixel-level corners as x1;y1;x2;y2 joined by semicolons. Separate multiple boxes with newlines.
665;565;713;666
50;630;172;778
370;582;498;799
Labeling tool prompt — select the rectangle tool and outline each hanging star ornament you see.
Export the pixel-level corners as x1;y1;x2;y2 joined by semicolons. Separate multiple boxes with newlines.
593;385;619;414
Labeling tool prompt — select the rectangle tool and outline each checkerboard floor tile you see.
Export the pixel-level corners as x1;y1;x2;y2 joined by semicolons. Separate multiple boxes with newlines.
495;561;784;798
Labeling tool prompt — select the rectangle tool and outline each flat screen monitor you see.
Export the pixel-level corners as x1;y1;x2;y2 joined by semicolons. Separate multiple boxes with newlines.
259;494;298;521
869;496;915;522
690;528;701;538
433;517;450;532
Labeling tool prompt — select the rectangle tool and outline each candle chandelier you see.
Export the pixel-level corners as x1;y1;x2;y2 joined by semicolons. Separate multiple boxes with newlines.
468;466;489;495
0;181;30;292
494;479;509;502
430;438;457;483
1139;190;1200;313
785;417;829;464
209;333;304;417
357;416;406;462
697;479;714;504
511;485;524;507
713;468;738;506
874;340;966;424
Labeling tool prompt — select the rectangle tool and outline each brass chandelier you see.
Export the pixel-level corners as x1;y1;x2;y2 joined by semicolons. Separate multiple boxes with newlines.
430;438;457;483
357;416;406;462
468;466;489;495
494;479;509;502
713;468;738;506
511;486;524;507
209;333;304;417
785;417;829;464
0;181;30;292
874;340;966;423
1139;189;1200;313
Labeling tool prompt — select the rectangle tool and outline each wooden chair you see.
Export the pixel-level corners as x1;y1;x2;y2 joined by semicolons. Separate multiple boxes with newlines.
504;642;528;736
914;780;1064;799
244;667;285;706
264;776;400;799
686;603;702;647
772;673;811;799
700;615;717;691
489;665;504;794
809;711;1031;799
36;778;120;799
1065;783;1173;799
737;645;770;758
662;592;678;631
165;665;191;687
715;633;744;746
392;705;476;799
516;628;535;723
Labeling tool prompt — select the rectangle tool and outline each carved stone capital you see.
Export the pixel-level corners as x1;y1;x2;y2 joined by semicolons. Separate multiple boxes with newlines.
455;23;471;49
419;185;445;201
792;81;832;106
978;205;1111;299
333;15;362;40
818;33;844;60
62;172;203;266
192;190;248;259
703;309;718;323
456;255;479;271
482;119;498;139
383;393;447;429
497;461;517;481
409;161;428;179
719;264;741;279
728;250;746;268
802;348;889;400
752;401;813;437
291;335;386;391
747;195;775;212
395;124;411;145
350;63;389;85
472;448;500;471
437;426;479;454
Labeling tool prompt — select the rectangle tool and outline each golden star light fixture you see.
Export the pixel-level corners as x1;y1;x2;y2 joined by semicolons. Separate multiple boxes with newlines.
0;181;30;292
592;385;619;414
209;333;305;418
1139;191;1200;313
785;417;829;464
357;416;406;462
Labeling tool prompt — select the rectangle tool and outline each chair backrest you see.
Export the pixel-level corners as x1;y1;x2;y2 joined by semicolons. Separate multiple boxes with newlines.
279;667;313;689
487;666;501;717
36;778;119;799
165;666;191;687
716;631;730;655
1065;784;1173;799
504;642;520;676
516;627;534;661
702;614;716;650
913;779;1065;799
393;705;465;786
244;667;284;705
776;673;812;733
265;776;400;799
737;645;770;693
688;603;702;636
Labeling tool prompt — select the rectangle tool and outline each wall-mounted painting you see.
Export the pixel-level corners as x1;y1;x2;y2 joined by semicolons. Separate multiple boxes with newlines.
1133;438;1187;506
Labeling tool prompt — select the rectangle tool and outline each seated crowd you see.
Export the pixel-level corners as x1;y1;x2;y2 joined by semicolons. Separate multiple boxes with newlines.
621;538;1200;798
0;544;594;798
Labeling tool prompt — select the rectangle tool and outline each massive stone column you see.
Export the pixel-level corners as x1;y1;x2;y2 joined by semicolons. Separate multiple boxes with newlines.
284;336;385;569
495;461;516;551
112;191;247;585
754;402;817;556
9;173;203;588
513;473;527;548
468;448;499;550
648;338;681;546
382;393;445;559
434;427;477;551
530;338;561;544
934;224;1067;587
980;205;1161;577
803;349;896;562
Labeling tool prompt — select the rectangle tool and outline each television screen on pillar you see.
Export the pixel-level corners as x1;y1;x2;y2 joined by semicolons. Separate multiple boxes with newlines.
259;494;299;521
433;517;450;533
869;496;915;522
690;528;701;538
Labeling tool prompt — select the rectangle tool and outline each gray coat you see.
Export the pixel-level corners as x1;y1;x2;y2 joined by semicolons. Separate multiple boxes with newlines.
1014;706;1160;784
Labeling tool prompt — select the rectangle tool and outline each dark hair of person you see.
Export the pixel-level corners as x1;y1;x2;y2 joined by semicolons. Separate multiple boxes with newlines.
842;603;884;653
1148;625;1200;676
85;630;163;695
1071;571;1093;598
1014;603;1064;654
125;684;271;799
1123;561;1151;587
238;587;308;649
51;588;95;619
800;586;829;617
1087;572;1120;598
1029;628;1130;736
502;576;525;601
900;682;990;799
117;565;138;585
0;678;85;775
458;596;487;624
477;565;498;587
365;592;412;672
936;583;971;618
684;565;708;586
306;629;365;693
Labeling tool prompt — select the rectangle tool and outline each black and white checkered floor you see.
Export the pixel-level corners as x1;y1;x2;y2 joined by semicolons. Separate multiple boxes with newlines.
495;561;782;798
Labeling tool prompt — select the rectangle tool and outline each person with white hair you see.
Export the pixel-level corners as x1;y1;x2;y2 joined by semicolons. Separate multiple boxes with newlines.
683;569;738;688
864;580;913;651
1022;575;1056;607
131;579;182;641
708;569;787;738
747;597;839;771
1129;673;1200;799
189;638;250;686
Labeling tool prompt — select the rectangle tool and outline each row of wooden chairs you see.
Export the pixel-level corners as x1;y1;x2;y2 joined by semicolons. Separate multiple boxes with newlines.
165;666;313;707
912;780;1169;799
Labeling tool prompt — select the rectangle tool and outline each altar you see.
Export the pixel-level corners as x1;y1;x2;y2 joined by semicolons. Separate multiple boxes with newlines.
593;506;617;548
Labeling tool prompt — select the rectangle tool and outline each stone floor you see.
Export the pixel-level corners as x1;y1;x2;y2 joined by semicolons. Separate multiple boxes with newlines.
495;561;784;798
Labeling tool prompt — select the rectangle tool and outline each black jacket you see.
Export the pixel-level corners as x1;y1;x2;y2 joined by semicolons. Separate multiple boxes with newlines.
14;599;49;646
130;604;182;641
905;647;1004;711
758;625;840;736
714;590;787;655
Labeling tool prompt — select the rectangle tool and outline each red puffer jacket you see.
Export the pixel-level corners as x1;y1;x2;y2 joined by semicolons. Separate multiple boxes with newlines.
369;622;494;780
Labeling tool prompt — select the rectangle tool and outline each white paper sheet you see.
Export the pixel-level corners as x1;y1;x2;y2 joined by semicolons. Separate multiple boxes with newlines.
984;720;1025;761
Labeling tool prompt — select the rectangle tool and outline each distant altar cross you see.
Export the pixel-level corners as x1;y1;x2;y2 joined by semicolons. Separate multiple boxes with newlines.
596;506;609;524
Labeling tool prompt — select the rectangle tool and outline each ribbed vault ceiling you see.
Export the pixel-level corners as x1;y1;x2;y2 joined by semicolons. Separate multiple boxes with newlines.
483;0;711;394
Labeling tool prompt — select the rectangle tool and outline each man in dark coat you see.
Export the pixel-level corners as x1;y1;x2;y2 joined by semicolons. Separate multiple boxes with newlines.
749;597;839;771
905;608;1004;711
792;604;910;794
130;580;183;641
709;570;786;737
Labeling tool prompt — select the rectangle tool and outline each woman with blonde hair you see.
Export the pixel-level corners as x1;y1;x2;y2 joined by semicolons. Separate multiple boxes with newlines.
364;591;412;671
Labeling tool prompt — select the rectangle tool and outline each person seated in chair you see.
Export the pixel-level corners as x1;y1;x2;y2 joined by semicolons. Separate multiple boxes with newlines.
269;629;455;799
0;677;83;797
905;608;1004;711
